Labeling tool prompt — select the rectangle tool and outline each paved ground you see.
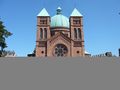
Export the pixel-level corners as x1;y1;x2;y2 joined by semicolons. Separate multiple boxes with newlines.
0;57;120;90
0;57;120;64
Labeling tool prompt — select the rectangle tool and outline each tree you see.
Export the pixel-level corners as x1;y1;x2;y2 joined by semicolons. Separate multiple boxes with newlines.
0;20;12;57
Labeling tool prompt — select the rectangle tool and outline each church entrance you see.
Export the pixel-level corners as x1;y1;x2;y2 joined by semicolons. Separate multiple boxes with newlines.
53;44;68;57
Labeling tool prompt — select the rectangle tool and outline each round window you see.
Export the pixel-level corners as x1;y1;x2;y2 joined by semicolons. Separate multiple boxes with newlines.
53;44;68;57
77;51;80;54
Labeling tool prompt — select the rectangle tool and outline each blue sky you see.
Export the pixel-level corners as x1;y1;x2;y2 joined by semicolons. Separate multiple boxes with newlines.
0;0;120;56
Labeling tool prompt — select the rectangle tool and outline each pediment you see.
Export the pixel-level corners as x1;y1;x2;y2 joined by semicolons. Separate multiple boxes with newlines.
47;32;72;45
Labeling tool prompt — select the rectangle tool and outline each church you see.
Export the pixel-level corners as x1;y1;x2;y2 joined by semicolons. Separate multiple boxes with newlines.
35;7;85;57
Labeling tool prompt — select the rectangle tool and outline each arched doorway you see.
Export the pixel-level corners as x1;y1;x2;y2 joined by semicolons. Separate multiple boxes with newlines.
53;44;68;57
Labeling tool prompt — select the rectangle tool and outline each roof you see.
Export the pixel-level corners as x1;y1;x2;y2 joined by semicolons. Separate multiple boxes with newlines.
70;8;83;16
37;8;50;16
85;51;91;54
51;15;69;28
50;7;69;28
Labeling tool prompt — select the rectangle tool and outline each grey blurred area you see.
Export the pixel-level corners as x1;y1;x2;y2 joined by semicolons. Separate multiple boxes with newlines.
0;57;120;90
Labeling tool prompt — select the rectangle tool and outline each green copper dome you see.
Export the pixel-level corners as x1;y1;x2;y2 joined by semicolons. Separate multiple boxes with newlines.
51;7;69;28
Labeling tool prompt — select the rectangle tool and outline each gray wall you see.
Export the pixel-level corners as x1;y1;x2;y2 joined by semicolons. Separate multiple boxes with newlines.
0;57;120;90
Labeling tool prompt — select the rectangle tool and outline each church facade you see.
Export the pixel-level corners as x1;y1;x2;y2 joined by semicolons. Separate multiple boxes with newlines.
36;7;85;57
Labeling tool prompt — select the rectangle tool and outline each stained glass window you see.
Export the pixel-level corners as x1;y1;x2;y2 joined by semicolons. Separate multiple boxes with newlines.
53;44;68;57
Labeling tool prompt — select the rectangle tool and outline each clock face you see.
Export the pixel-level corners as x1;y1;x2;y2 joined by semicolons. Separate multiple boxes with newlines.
53;44;68;57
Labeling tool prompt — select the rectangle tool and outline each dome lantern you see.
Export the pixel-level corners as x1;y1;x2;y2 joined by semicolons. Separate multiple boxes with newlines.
57;7;62;15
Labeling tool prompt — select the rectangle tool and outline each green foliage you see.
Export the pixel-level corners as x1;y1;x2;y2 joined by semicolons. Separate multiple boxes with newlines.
0;20;12;57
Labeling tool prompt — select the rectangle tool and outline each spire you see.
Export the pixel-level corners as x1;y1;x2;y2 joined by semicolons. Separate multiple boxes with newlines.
37;8;50;16
70;8;82;16
56;7;62;15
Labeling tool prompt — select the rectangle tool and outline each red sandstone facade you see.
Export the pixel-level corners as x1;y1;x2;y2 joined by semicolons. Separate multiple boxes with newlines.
36;8;85;57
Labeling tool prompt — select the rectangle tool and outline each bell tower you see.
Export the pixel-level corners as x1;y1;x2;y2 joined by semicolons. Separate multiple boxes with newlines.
70;8;85;56
36;8;51;57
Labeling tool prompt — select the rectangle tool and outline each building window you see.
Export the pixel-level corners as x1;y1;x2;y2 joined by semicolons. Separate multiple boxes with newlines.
74;41;82;47
41;51;44;54
74;28;82;40
39;41;46;47
44;28;47;39
78;28;81;39
40;28;43;39
53;44;68;57
73;20;80;24
73;18;81;25
51;31;55;36
74;28;77;39
77;51;80;54
40;18;47;25
64;34;68;37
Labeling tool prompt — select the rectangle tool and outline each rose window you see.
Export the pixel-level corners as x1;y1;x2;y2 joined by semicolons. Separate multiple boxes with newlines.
53;44;68;57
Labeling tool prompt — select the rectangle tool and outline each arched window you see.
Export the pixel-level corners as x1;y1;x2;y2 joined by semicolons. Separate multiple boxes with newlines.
44;28;47;39
40;28;43;39
74;28;77;39
78;28;81;39
51;31;55;36
40;17;47;25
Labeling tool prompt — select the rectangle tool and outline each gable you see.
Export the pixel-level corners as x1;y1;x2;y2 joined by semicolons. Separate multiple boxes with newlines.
47;32;72;46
